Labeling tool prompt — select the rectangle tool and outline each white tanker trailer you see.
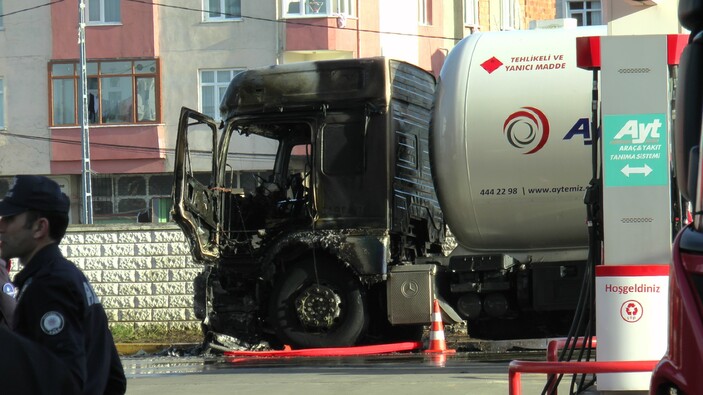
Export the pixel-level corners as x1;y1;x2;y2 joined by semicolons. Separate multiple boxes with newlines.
433;25;606;260
172;25;608;348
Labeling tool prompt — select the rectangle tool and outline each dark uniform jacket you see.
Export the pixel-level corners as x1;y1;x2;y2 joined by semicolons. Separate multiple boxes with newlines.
0;327;80;395
0;261;15;327
13;243;127;395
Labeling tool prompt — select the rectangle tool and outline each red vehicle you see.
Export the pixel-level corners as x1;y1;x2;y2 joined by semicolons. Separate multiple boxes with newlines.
650;227;703;395
650;4;703;394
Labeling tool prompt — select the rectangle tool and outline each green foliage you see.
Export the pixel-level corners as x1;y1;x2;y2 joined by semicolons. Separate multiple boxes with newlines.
110;324;138;342
110;323;201;344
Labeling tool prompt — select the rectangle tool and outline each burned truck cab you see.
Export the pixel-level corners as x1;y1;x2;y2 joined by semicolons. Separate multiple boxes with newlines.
172;57;444;348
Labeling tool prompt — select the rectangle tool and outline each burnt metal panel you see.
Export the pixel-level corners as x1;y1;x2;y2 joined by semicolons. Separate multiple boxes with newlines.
388;60;443;239
256;229;391;280
313;110;388;229
311;59;393;229
220;57;389;119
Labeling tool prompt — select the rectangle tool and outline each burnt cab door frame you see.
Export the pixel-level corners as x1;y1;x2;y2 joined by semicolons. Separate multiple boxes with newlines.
172;107;221;263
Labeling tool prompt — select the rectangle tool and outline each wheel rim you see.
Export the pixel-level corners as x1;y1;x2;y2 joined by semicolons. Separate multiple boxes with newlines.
294;284;342;330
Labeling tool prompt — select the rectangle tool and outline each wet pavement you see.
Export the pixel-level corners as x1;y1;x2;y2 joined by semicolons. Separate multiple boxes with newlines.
123;349;545;375
122;348;597;394
120;330;658;394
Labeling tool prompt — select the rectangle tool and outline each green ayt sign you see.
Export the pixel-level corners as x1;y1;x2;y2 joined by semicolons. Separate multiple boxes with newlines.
603;114;668;187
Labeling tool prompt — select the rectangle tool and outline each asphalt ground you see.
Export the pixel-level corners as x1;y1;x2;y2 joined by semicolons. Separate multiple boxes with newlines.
122;350;609;395
118;338;649;394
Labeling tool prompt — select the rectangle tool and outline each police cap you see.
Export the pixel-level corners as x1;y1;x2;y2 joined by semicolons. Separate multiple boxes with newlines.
0;175;70;216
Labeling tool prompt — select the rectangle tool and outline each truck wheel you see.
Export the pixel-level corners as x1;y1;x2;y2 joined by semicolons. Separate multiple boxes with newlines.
269;258;368;348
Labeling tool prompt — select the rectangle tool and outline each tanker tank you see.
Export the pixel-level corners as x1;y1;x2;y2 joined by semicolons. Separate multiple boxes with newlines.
431;25;606;263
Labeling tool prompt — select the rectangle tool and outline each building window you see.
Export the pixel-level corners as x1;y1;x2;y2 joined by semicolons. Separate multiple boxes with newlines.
464;0;478;27
92;173;174;223
0;78;4;129
568;0;601;26
87;0;120;24
283;0;355;17
49;59;159;126
204;0;241;21
335;0;354;15
501;0;517;30
419;0;432;25
200;69;243;121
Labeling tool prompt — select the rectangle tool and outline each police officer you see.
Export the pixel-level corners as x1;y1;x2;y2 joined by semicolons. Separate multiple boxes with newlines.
0;175;126;394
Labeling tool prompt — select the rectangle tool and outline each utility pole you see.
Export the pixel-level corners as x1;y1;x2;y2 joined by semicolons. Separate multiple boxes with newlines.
78;0;93;224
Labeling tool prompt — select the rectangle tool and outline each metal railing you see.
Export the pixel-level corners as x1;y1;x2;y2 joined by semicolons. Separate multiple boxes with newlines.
508;337;658;395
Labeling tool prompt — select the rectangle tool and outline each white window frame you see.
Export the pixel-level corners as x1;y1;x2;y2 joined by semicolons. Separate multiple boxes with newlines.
500;0;516;30
282;0;355;18
464;0;478;27
0;78;4;129
335;0;354;15
199;68;244;121
204;0;242;21
50;59;159;126
87;0;121;24
418;0;430;25
567;0;602;26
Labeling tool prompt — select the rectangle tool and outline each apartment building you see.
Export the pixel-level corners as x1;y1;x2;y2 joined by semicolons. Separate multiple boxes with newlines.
0;0;570;224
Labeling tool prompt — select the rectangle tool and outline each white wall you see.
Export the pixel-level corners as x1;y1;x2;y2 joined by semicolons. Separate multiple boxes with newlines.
603;0;683;34
158;0;281;174
57;224;200;333
378;0;421;65
0;1;52;176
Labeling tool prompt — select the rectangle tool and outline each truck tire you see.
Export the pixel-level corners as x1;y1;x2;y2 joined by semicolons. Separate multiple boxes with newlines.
269;258;368;348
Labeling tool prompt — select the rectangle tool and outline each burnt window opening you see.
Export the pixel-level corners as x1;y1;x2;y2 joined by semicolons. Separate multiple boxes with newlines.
322;123;364;175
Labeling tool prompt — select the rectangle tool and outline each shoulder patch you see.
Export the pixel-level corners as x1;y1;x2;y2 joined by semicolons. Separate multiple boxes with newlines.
2;283;16;298
40;311;64;335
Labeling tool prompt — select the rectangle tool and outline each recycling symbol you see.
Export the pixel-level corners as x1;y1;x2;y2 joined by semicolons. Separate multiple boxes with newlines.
626;303;638;316
620;300;643;323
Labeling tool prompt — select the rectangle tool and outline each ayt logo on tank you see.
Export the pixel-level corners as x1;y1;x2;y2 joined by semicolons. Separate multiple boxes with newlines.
503;107;550;154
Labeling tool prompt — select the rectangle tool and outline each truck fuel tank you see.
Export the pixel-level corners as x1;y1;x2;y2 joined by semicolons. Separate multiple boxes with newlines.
431;26;606;260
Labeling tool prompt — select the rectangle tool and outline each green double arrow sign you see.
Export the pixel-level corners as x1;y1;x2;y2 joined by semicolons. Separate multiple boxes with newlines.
603;114;668;188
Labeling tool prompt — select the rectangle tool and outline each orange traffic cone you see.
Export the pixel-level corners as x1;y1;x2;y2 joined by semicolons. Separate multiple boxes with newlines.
424;298;456;354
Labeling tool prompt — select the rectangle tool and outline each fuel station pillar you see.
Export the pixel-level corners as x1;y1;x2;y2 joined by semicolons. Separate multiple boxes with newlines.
598;35;672;391
577;33;688;392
